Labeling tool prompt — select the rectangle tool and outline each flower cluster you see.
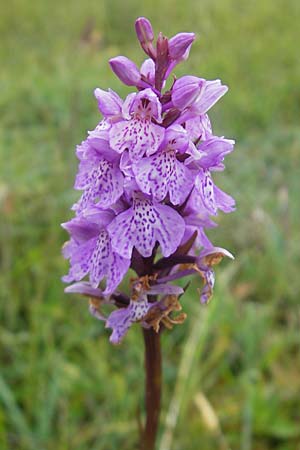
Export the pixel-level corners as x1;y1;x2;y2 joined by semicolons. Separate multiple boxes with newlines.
62;17;235;344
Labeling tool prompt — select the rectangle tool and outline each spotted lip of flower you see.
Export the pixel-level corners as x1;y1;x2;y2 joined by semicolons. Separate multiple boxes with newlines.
108;88;165;159
62;210;130;294
72;137;125;214
132;124;197;205
107;192;185;259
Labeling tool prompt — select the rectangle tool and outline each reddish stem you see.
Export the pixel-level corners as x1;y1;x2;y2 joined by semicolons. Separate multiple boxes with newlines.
141;328;162;450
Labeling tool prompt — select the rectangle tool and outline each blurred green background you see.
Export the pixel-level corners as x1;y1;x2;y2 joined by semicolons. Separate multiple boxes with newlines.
1;0;300;449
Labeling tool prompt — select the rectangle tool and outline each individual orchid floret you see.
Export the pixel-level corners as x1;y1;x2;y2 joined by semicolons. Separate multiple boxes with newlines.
135;17;156;60
185;114;213;141
168;32;195;62
64;281;107;298
165;32;195;79
107;192;185;259
65;282;112;320
72;139;124;213
109;56;149;89
194;170;236;216
62;209;130;293
144;293;187;332
186;137;235;171
140;58;156;86
172;76;206;110
109;88;165;159
94;88;123;117
172;77;228;124
132;125;196;205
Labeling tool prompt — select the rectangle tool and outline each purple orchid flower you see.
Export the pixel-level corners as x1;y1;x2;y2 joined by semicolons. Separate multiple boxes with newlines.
62;16;235;346
62;209;130;293
132;125;196;205
72;138;124;213
107;192;185;259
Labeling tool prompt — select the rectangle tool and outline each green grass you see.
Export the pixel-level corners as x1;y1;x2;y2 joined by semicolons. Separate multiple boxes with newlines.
0;0;300;449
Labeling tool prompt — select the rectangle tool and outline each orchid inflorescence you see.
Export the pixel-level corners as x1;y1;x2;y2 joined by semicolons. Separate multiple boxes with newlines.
62;17;235;344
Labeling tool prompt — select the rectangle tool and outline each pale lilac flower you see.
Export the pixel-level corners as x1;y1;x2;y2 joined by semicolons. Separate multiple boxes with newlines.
109;88;165;159
72;139;124;213
109;56;149;88
94;88;123;117
62;17;236;343
172;76;228;123
186;137;235;170
107;192;185;258
133;125;196;205
62;210;130;293
172;76;206;110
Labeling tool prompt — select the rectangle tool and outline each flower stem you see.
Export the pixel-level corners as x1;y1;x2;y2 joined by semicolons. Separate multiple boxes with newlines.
142;328;162;450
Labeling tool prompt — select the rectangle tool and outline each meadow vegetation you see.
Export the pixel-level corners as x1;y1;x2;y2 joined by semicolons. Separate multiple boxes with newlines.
0;0;299;448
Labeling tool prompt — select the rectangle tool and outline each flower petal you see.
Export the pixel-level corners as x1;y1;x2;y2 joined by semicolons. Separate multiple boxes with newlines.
195;170;217;215
133;150;195;205
73;159;124;212
89;230;130;291
214;186;236;213
108;196;185;258
106;296;150;344
94;88;123;116
109;119;165;158
194;79;228;114
185;114;212;141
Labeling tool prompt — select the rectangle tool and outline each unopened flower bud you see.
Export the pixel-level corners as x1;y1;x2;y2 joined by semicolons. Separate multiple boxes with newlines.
94;88;122;116
135;17;154;46
109;56;142;87
172;75;206;110
135;17;156;60
168;32;195;61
